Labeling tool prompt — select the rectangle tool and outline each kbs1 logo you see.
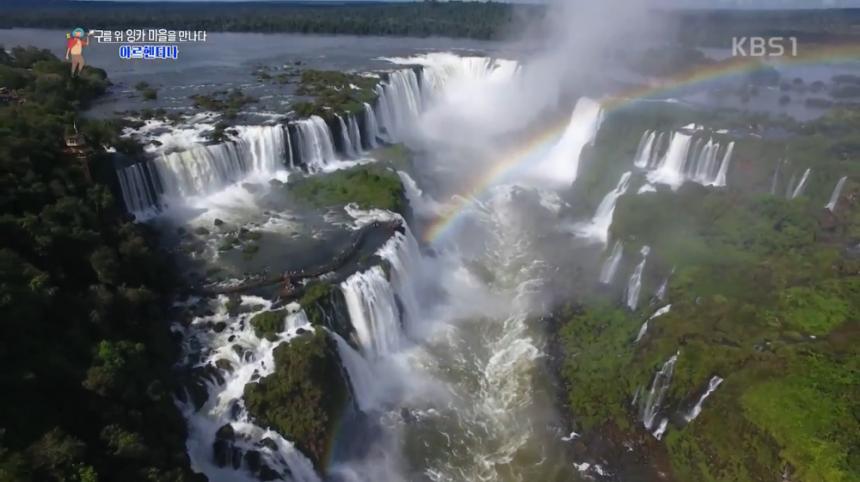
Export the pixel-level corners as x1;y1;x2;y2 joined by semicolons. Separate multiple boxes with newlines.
732;37;798;57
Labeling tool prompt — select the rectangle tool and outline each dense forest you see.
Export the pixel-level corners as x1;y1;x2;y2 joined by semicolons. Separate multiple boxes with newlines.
0;1;539;41
1;2;858;44
0;48;200;481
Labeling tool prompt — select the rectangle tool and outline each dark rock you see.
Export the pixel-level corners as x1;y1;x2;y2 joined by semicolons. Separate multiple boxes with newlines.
214;218;225;226
258;437;278;451
213;321;228;333
215;423;235;441
215;358;234;372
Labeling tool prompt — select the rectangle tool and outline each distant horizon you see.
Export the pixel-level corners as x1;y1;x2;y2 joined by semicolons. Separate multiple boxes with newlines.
42;0;860;8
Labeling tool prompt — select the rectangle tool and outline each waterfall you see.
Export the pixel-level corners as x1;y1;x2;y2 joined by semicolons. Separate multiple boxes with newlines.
641;352;679;431
285;126;295;168
375;69;422;142
294;116;337;172
179;298;321;482
532;97;603;187
770;159;784;195
376;226;423;335
337;115;355;158
684;375;724;423
363;102;380;149
825;176;848;212
785;172;798;199
599;241;624;285
643;130;734;189
655;270;672;301
340;266;402;357
634;131;656;168
712;141;734;187
574;171;632;244
333;333;377;412
149;125;287;200
635;304;672;343
626;246;650;311
652;418;669;440
790;168;812;199
347;115;363;156
647;132;692;190
116;162;160;218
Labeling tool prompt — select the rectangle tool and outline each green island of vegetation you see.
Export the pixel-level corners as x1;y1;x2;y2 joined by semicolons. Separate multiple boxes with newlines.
243;329;348;471
556;105;860;482
0;47;200;481
286;163;408;215
293;69;381;120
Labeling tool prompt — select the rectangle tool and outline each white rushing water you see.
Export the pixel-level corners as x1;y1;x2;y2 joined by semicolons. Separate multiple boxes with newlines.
573;171;632;244
294;116;338;171
635;304;672;343
374;69;422;142
340;266;403;357
530;97;603;187
599;240;624;285
337;115;356;158
363;102;380;149
684;375;724;423
790;168;812;199
626;246;651;311
825;176;848;211
179;297;322;482
641;351;679;433
641;129;734;190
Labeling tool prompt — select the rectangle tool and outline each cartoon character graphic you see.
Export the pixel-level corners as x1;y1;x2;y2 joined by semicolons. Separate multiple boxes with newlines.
65;28;92;76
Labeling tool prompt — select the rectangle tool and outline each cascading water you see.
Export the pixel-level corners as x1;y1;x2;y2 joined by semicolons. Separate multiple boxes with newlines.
791;168;812;199
362;103;380;149
635;304;671;343
337;115;356;158
573;171;632;244
374;69;422;142
770;159;784;195
599;240;624;285
684;375;724;423
376;226;423;335
333;333;378;412
116;162;160;218
634;131;656;168
641;352;679;433
825;176;847;211
647;132;692;189
626;246;650;311
179;297;322;482
347;115;363;156
294;116;337;172
340;266;402;357
642;129;734;189
117;125;288;215
531;97;603;186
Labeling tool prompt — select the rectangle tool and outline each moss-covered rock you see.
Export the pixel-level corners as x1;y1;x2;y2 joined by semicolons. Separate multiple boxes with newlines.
250;310;286;341
243;329;348;470
294;69;379;119
287;163;408;215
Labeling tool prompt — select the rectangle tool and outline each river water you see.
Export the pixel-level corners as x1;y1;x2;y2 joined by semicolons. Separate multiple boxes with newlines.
2;27;857;482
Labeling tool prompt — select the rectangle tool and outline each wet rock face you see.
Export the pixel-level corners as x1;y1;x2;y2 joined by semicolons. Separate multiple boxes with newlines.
213;423;242;469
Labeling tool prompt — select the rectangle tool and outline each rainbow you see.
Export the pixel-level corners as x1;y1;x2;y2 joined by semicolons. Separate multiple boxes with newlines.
423;42;860;242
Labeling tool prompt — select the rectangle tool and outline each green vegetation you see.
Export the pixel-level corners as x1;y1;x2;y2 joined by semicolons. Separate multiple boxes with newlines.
190;89;256;119
293;69;380;119
287;163;407;215
0;2;536;41
133;81;157;101
0;48;198;480
243;329;347;470
250;309;286;341
558;104;860;481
